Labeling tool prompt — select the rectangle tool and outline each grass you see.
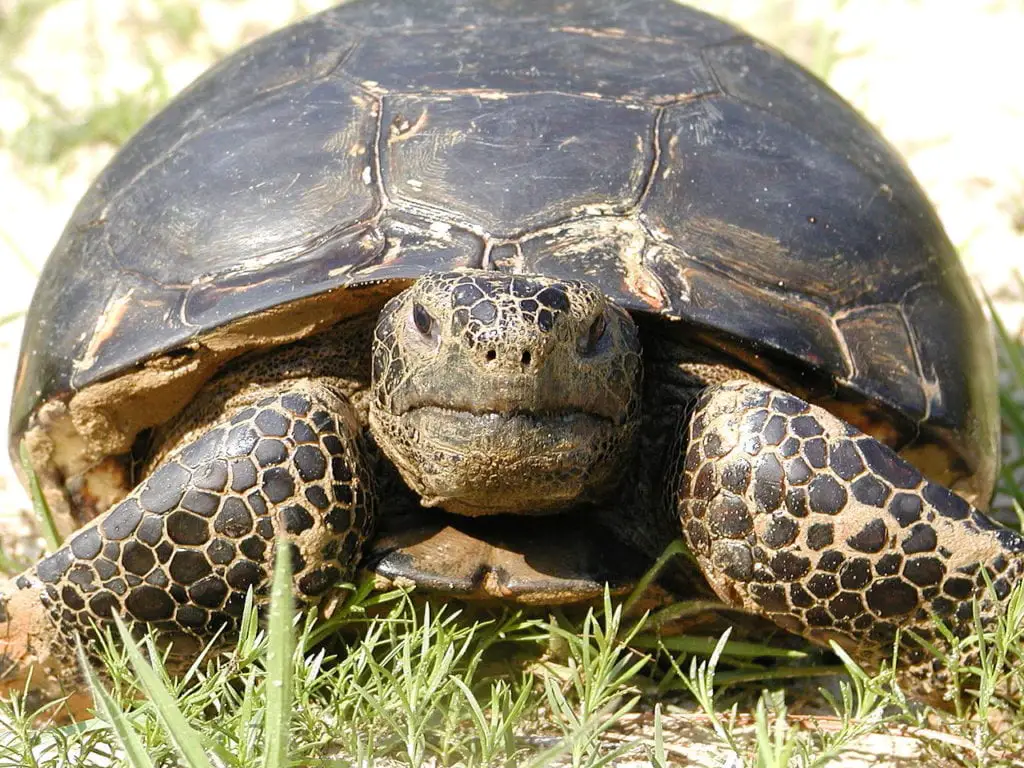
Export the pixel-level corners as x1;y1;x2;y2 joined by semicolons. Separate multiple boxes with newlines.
4;500;1024;766
1;1;1024;766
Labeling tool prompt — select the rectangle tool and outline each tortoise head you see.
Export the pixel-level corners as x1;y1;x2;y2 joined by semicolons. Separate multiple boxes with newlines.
369;269;642;516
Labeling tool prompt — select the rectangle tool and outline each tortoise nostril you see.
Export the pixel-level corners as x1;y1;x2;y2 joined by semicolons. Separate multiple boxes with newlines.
486;349;497;362
521;350;532;366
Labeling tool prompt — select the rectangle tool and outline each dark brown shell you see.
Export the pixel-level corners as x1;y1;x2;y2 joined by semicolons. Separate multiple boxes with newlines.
10;0;997;502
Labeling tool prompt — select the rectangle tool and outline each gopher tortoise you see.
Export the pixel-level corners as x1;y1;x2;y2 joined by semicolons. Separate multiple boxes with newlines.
1;0;1017;709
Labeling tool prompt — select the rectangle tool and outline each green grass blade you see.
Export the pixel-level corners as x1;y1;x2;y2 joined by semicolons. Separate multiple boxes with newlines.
988;292;1024;390
622;539;689;615
18;440;62;551
651;702;667;768
263;537;295;768
632;633;809;659
76;641;156;768
112;615;215;768
712;664;845;686
1001;390;1024;444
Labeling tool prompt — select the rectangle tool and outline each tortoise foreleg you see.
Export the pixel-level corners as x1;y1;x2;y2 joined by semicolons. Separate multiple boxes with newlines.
679;379;1024;698
0;380;375;713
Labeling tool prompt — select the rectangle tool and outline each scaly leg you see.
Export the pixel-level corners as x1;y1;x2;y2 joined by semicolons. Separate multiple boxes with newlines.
679;380;1024;697
0;380;374;711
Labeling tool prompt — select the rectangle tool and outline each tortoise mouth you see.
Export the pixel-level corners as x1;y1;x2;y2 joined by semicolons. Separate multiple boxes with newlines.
401;404;614;426
380;405;628;516
399;403;617;425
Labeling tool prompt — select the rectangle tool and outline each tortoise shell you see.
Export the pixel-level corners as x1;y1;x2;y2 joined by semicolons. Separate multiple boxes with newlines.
10;0;997;531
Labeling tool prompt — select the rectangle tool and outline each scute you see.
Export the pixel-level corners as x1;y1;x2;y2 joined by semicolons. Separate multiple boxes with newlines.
344;24;720;102
324;0;740;43
381;93;656;236
105;79;379;282
11;0;996;536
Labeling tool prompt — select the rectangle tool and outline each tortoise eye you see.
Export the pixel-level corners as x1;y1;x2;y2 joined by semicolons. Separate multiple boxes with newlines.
580;312;608;355
412;302;436;336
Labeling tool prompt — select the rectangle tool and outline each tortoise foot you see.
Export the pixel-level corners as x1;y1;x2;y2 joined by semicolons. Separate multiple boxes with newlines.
679;380;1024;693
1;381;374;704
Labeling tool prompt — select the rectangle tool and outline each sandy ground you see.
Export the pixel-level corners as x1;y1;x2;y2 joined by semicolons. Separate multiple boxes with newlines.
0;1;1021;763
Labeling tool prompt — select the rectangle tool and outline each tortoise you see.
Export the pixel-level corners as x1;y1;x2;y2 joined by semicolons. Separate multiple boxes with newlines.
2;0;1021;711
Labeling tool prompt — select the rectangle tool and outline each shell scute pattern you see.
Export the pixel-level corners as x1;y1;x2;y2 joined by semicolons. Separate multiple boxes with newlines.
28;388;372;659
681;380;1024;670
